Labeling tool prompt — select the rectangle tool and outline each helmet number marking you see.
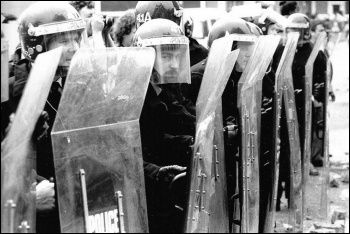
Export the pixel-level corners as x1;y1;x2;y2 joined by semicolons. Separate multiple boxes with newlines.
136;12;152;24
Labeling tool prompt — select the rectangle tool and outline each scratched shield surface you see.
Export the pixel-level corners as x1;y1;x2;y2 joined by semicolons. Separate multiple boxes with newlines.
1;47;62;233
185;35;239;233
51;47;155;233
279;32;304;232
238;35;280;233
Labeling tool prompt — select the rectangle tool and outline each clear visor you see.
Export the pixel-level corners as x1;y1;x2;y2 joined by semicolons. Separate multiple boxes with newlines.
43;29;88;77
284;28;306;46
152;43;190;84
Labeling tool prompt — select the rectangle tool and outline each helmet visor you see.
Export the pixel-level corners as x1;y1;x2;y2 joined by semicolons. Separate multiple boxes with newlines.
44;29;88;77
152;43;190;84
284;28;307;46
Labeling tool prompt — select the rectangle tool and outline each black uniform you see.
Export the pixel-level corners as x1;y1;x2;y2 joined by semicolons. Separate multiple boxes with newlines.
140;83;196;232
272;42;327;208
189;37;209;67
185;55;276;230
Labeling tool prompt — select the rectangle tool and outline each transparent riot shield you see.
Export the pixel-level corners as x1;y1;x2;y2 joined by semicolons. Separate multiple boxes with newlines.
302;32;327;227
1;47;62;233
51;47;155;233
184;35;239;233
270;32;300;233
277;32;304;232
238;35;281;233
229;34;258;109
319;32;341;219
1;39;9;103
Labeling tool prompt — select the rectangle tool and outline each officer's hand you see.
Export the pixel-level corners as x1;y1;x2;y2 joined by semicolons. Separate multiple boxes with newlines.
91;13;104;34
36;180;55;211
33;111;49;142
329;91;336;102
156;165;187;183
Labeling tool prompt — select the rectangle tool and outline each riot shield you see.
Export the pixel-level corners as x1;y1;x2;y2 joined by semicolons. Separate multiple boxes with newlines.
51;47;155;233
277;32;304;232
269;32;300;234
230;34;258;109
319;32;341;219
1;47;62;233
184;35;239;233
1;39;9;103
238;35;280;233
302;32;327;226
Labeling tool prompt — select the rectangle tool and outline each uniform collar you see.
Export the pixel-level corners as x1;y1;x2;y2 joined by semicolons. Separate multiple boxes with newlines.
151;82;162;96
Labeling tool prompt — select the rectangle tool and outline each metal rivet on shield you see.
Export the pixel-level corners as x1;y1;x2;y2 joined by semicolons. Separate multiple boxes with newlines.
28;48;34;55
36;45;43;52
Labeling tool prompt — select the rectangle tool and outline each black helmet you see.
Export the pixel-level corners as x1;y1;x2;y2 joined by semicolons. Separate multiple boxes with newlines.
208;16;253;48
18;2;86;62
135;1;183;29
133;18;190;84
286;13;311;42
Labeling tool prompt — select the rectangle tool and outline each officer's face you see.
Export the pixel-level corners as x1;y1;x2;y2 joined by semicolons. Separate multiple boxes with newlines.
286;28;306;46
154;48;181;83
79;6;95;37
46;31;81;67
122;26;137;47
313;24;325;41
235;41;254;72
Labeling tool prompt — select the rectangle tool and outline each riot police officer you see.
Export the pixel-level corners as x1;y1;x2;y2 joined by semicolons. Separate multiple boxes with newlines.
188;15;277;232
6;2;88;232
272;13;328;210
135;1;196;117
133;18;194;232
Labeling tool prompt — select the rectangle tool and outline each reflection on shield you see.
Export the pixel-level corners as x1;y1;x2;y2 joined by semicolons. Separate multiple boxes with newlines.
1;39;9;103
302;32;327;230
238;35;280;233
1;47;62;233
184;35;239;233
51;47;155;233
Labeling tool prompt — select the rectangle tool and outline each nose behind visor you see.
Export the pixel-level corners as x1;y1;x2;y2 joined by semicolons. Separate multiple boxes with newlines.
146;37;190;85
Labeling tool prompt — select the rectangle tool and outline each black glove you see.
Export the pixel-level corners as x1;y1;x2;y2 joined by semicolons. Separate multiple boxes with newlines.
156;165;187;183
33;111;50;141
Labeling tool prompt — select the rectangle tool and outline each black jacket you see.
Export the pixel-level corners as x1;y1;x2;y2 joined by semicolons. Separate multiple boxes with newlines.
140;83;196;181
189;37;209;67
